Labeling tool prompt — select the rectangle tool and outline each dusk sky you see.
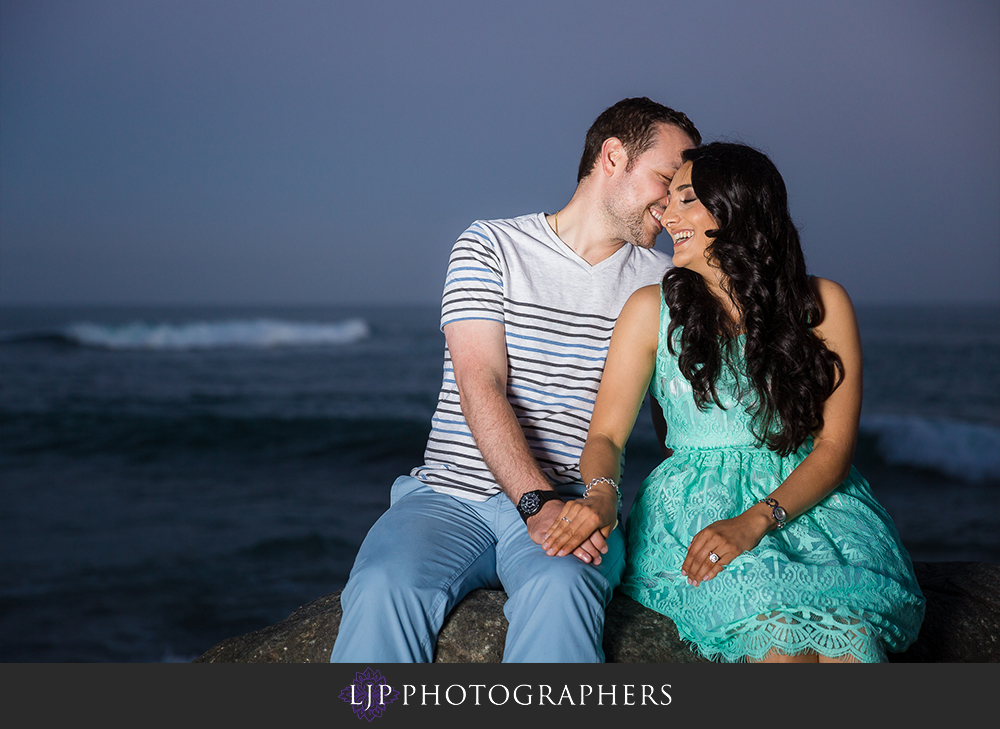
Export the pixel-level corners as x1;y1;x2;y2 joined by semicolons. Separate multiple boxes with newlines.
1;0;997;306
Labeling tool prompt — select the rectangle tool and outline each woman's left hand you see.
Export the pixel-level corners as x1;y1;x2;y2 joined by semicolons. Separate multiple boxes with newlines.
682;510;771;586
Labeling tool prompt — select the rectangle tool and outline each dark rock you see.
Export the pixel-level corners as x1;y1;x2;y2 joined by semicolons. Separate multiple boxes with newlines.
194;560;1000;663
434;588;509;662
602;590;708;663
195;591;343;663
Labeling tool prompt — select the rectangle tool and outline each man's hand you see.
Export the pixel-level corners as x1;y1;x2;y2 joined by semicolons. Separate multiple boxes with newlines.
527;499;607;565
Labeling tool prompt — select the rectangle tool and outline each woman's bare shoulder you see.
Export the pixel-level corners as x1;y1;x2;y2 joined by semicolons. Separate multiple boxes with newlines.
623;283;661;313
613;284;661;351
811;277;855;321
809;276;860;347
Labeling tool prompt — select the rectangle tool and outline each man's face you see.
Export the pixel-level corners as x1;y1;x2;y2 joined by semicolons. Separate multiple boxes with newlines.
604;123;695;249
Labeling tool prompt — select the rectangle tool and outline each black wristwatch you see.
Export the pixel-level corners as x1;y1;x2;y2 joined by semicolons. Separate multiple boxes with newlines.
517;490;563;523
758;497;787;530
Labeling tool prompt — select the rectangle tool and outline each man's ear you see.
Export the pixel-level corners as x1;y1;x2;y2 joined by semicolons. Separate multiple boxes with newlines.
599;137;628;178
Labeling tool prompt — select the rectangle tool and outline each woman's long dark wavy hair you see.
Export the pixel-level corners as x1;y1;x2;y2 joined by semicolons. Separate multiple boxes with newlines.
663;142;843;455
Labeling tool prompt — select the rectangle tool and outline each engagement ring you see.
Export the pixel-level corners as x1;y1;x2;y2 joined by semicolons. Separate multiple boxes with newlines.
709;551;720;563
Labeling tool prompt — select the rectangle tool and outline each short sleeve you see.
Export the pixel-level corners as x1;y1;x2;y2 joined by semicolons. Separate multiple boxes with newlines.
440;222;505;329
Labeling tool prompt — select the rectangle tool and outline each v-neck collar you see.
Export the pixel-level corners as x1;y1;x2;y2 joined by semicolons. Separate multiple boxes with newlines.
537;213;632;273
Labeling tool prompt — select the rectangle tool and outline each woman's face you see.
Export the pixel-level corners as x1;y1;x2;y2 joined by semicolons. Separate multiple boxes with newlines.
663;161;718;279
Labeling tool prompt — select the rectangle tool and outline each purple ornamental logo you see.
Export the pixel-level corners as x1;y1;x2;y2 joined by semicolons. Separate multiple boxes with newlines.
339;667;400;721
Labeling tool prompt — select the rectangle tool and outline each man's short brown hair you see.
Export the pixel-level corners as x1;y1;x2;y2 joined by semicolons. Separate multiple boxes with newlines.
577;97;701;183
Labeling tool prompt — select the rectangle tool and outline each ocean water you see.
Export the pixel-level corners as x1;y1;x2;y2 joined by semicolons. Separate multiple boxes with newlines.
1;303;998;663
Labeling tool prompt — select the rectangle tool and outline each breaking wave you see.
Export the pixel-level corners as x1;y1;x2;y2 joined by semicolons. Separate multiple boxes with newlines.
7;318;371;350
860;414;1000;483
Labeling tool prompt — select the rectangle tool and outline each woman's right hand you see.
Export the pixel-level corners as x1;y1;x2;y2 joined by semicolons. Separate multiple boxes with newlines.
542;489;617;558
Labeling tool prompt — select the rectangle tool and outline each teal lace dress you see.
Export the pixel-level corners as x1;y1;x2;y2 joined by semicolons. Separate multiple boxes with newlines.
621;290;926;662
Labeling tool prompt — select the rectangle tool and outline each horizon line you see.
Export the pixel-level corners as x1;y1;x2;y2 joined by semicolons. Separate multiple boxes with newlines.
2;299;999;310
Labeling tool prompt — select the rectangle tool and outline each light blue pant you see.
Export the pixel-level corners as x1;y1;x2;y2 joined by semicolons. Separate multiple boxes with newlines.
330;475;625;663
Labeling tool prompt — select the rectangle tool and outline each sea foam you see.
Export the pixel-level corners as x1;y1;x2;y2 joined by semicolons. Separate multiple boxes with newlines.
64;318;370;350
861;414;1000;483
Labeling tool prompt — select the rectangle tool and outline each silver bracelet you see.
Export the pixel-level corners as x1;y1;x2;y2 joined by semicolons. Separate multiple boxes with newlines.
584;477;622;509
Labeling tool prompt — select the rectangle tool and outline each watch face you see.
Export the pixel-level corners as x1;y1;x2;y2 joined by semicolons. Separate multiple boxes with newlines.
519;492;541;515
773;506;787;522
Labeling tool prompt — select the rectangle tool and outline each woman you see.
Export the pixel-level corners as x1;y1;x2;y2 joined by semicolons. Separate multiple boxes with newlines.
543;142;925;663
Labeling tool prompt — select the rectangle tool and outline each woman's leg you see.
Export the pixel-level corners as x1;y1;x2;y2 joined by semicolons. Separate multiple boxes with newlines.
751;650;819;663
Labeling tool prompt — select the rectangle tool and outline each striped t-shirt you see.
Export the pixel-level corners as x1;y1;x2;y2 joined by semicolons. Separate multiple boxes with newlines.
410;213;672;502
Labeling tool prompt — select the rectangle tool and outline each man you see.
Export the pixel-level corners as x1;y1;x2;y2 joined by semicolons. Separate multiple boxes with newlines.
331;97;700;663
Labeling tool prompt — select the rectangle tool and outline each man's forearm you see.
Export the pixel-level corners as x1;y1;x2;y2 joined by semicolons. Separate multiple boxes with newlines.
458;376;554;503
458;369;609;562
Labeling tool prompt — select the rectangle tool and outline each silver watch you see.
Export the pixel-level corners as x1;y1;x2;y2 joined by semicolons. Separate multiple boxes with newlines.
759;498;787;529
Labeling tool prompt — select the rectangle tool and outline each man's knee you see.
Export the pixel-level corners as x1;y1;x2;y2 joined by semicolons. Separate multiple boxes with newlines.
334;548;443;663
343;548;432;610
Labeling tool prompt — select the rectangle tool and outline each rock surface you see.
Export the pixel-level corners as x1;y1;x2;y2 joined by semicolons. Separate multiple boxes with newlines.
194;561;1000;663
